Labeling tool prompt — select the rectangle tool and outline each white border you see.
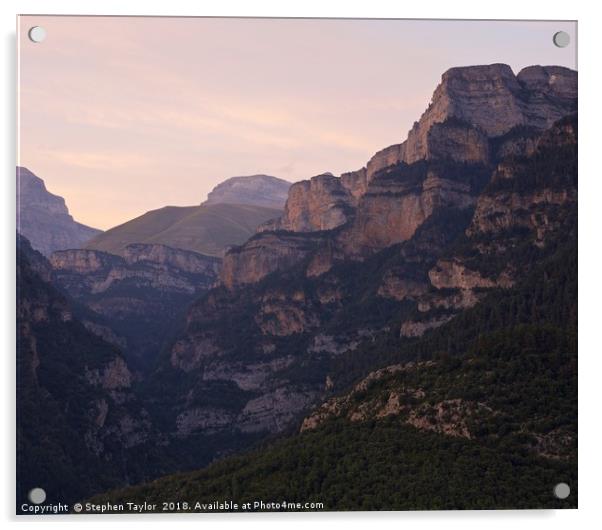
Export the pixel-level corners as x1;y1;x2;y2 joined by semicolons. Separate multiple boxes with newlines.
2;1;600;529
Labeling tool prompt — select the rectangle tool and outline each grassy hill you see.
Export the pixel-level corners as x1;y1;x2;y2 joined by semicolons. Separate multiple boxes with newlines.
86;203;282;257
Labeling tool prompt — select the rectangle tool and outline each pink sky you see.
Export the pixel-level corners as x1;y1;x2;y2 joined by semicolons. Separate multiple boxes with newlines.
18;17;576;230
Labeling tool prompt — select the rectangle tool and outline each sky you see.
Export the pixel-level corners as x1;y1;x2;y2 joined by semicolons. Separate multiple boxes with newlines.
18;17;577;230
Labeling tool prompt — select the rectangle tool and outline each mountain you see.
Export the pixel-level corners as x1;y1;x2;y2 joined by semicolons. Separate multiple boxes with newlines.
37;63;577;510
16;167;102;256
224;64;577;287
91;237;577;510
205;174;291;209
129;65;576;491
85;174;289;258
85;203;282;258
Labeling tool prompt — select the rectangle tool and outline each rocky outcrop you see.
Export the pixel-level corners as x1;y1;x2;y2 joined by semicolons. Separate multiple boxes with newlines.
17;167;102;256
399;316;454;338
205;174;291;209
468;189;576;244
377;270;429;301
51;244;219;296
202;357;295;392
231;163;484;289
416;288;481;313
255;290;320;336
122;243;221;276
491;126;540;160
85;357;132;390
236;388;317;434
176;408;234;436
467;114;578;245
365;143;406;181
170;337;221;372
401;64;576;166
300;362;431;431
405;399;492;439
426;119;489;163
349;166;478;252
340;167;368;199
359;64;576;179
516;65;578;129
262;173;354;233
307;334;360;355
51;244;220;368
428;259;514;290
300;361;495;441
221;232;323;288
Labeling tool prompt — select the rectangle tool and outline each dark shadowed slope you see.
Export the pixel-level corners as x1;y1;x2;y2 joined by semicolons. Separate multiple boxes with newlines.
17;236;149;509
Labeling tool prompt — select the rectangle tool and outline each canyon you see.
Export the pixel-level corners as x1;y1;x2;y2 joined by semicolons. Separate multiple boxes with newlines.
17;63;578;508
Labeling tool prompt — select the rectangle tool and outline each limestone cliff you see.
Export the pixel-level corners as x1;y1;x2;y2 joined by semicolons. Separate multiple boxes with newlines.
398;64;576;168
355;64;576;182
52;244;219;296
221;232;323;289
51;244;220;369
223;64;576;289
258;173;355;233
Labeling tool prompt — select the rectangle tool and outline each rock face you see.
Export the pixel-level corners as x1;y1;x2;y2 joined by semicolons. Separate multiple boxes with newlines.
340;167;368;199
348;163;482;252
467;115;578;245
51;244;219;296
297;64;575;228
16;167;102;256
221;232;323;289
222;64;576;288
428;259;513;290
399;64;576;167
205;174;292;209
259;173;355;233
426;118;490;163
224;162;488;288
51;244;220;369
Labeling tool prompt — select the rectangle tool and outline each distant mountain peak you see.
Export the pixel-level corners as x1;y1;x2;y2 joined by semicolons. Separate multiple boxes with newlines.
17;166;69;216
204;174;292;209
16;166;102;256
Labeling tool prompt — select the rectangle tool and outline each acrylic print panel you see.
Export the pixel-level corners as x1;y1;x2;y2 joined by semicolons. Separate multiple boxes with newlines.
16;16;577;514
